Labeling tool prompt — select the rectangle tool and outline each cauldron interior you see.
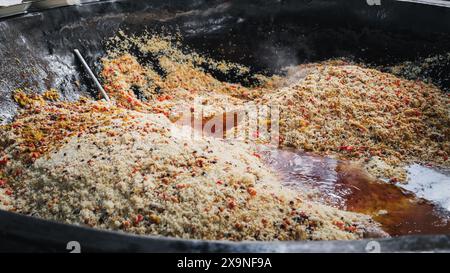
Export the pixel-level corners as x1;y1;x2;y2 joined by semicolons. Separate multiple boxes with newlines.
0;0;449;252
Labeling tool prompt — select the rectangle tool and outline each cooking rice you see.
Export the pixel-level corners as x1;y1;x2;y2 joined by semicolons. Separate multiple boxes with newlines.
0;32;448;241
0;97;385;240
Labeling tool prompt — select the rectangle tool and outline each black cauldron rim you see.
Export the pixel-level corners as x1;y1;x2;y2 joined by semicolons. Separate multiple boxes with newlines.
1;209;450;253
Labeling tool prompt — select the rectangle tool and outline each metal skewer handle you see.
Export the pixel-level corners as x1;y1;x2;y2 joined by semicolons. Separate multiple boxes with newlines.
74;49;110;102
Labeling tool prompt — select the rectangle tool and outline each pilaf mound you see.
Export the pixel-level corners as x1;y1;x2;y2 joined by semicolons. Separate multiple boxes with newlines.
256;62;449;181
0;98;385;240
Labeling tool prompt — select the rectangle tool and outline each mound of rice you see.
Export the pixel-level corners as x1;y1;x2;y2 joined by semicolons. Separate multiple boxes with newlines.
0;99;385;240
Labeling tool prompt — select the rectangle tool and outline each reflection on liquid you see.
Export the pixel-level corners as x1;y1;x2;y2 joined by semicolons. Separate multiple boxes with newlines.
260;147;450;237
403;164;450;212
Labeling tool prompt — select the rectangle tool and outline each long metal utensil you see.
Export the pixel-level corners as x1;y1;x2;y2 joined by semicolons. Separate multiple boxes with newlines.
74;49;110;102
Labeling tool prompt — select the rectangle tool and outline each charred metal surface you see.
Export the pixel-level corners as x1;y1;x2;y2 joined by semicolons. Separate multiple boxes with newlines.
0;0;449;252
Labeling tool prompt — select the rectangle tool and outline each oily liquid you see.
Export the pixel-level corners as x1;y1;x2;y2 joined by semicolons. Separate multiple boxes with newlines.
260;147;450;237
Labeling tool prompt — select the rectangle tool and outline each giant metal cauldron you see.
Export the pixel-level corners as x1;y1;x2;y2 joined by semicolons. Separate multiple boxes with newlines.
0;0;449;252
